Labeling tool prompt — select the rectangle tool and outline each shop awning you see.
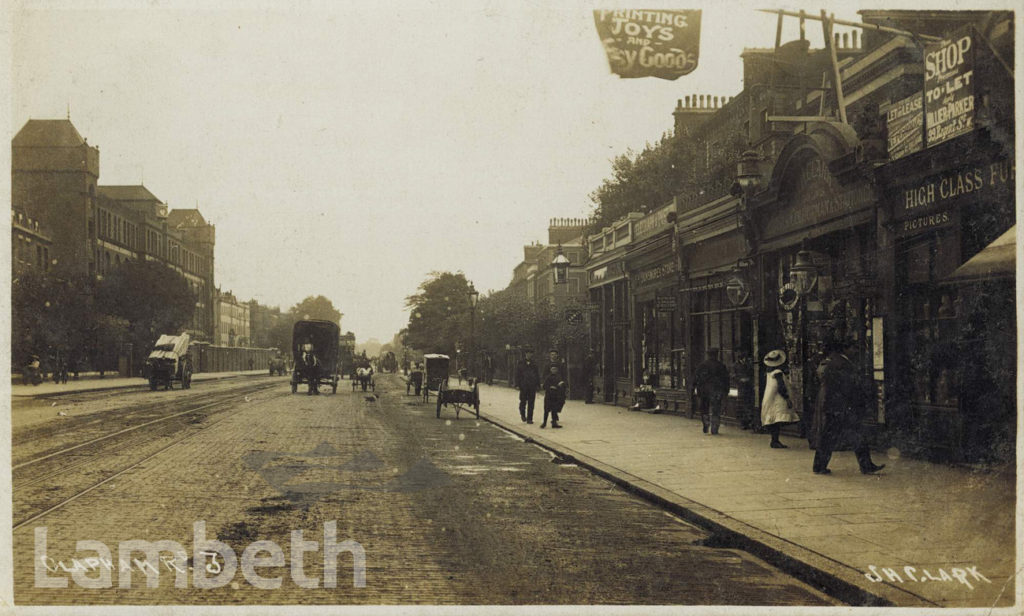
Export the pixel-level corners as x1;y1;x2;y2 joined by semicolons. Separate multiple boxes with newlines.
945;226;1016;283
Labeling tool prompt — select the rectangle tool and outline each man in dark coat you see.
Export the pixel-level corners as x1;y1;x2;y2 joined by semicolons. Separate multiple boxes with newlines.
298;342;320;395
810;339;885;475
515;348;541;424
693;348;730;435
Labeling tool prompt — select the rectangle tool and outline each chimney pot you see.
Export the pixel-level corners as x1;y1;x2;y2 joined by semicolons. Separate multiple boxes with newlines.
843;32;849;48
852;30;859;48
834;32;840;47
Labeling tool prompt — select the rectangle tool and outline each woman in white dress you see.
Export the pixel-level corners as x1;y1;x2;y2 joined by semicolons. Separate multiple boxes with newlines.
761;349;800;448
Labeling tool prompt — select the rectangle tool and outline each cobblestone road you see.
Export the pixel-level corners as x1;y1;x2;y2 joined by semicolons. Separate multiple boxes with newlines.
13;374;838;606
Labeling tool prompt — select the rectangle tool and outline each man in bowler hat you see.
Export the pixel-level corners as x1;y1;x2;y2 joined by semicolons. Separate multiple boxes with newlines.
810;339;885;475
515;347;540;424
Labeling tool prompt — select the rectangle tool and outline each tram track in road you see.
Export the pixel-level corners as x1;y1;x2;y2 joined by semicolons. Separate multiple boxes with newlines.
12;379;284;466
12;382;292;531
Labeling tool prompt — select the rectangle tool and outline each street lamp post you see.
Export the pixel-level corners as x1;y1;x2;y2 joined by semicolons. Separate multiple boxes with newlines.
467;283;479;380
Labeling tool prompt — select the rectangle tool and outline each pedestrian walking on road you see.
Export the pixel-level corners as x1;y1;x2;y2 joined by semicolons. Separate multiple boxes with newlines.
541;364;566;429
810;339;885;475
760;349;799;448
693;348;729;435
515;347;540;424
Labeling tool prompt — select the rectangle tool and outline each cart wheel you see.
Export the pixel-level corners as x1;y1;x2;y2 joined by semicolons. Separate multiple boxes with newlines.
436;394;442;418
474;383;480;418
149;378;158;391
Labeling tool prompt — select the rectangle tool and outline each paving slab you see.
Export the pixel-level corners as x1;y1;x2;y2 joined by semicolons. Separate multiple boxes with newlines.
471;383;1017;609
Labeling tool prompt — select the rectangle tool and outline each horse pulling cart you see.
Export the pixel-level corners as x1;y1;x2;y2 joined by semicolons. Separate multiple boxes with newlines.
352;366;375;392
290;320;340;394
422;354;479;419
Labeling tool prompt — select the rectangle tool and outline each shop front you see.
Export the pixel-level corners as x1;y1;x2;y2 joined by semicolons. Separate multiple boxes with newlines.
678;194;754;426
877;130;1015;463
749;124;881;438
625;204;685;411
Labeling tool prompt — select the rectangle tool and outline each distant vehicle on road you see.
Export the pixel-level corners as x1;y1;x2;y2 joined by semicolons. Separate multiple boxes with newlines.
290;320;340;394
352;366;375;392
268;354;287;376
146;333;193;391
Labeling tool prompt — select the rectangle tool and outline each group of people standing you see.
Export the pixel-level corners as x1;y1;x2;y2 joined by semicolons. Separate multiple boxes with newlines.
514;347;567;429
692;339;885;475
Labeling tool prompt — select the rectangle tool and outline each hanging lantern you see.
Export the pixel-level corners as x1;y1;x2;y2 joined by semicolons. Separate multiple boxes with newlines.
552;245;570;284
790;250;819;296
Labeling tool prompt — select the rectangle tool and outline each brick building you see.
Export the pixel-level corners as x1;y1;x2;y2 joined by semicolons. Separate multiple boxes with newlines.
10;118;216;340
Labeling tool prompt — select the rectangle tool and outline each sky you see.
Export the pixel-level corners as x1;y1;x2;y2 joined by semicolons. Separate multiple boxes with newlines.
8;0;937;343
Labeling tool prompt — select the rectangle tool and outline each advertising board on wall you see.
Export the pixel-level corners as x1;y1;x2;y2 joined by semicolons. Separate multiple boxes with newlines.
884;93;923;160
924;26;975;147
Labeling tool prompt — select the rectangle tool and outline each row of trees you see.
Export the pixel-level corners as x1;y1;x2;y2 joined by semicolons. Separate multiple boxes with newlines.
402;272;588;376
12;260;196;373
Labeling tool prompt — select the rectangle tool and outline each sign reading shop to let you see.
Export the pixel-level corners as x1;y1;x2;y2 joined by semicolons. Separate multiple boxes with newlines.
593;9;701;80
924;27;975;147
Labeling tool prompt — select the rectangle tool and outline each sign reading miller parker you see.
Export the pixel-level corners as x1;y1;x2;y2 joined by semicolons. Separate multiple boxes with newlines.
594;9;701;80
924;25;975;147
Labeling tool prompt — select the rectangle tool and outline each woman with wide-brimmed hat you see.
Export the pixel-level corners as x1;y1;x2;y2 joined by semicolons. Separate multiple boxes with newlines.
761;349;800;448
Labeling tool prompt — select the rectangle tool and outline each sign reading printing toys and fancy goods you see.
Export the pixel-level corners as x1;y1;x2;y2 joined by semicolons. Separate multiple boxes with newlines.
924;27;975;147
593;9;701;80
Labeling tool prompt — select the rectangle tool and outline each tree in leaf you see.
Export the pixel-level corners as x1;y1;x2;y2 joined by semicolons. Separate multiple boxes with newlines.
290;295;342;324
404;271;472;358
11;270;101;371
95;259;196;365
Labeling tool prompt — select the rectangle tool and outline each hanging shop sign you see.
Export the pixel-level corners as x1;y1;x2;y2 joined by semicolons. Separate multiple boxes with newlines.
884;93;923;161
593;9;701;80
924;27;975;147
725;275;750;307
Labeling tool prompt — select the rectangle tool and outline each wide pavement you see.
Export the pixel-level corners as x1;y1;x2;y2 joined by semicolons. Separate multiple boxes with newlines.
472;382;1018;609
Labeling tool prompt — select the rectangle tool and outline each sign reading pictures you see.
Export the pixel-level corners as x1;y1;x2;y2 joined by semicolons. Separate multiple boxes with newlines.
593;10;701;80
924;27;975;147
884;93;923;160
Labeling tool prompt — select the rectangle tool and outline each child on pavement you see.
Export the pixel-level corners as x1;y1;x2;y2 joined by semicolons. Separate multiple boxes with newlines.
541;364;566;429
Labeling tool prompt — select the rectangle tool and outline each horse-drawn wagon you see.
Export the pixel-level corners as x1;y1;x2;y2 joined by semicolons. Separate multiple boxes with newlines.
422;354;479;419
290;320;340;394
